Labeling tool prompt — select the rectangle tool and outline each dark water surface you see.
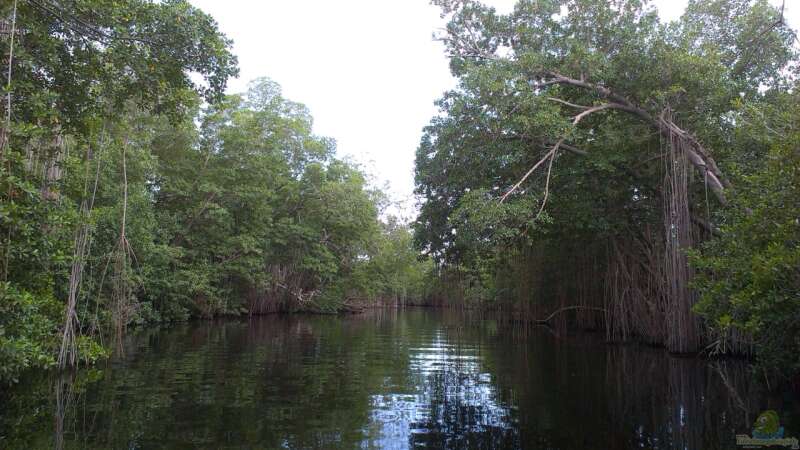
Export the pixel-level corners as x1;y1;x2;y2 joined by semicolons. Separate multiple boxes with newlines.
1;309;798;449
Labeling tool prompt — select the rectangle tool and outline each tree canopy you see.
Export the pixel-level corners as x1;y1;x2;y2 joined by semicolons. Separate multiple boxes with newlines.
414;0;799;367
0;2;429;384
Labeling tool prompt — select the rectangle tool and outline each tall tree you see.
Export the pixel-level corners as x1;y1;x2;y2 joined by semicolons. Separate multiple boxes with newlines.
415;0;797;352
1;0;237;373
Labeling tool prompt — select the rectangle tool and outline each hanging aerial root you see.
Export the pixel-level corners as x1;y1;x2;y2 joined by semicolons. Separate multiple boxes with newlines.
662;113;700;353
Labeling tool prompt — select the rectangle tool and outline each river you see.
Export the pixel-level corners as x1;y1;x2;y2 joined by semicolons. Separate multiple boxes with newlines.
0;308;797;449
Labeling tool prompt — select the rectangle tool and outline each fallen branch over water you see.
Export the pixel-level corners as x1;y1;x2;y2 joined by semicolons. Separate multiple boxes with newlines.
534;305;607;324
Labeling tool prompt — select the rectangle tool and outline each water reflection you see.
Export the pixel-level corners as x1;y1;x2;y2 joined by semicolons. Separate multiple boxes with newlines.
367;329;516;449
0;309;796;449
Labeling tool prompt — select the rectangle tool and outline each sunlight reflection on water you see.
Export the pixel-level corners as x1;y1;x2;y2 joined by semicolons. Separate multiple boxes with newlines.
0;309;797;450
366;328;515;449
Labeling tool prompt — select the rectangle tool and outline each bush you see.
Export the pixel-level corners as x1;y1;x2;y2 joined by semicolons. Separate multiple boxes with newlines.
692;144;800;376
0;284;61;384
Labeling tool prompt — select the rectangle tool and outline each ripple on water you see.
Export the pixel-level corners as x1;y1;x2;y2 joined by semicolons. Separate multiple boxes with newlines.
363;326;515;449
0;310;794;450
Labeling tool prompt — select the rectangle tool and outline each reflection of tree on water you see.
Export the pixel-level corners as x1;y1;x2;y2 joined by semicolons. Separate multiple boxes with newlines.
1;310;796;449
464;318;797;450
406;370;519;449
603;347;789;449
366;328;518;449
53;375;73;450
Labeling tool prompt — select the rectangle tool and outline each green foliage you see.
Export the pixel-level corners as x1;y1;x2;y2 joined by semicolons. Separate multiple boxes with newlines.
691;96;800;374
416;0;799;368
344;217;434;304
417;0;796;264
0;284;61;383
146;79;388;316
1;72;427;382
452;189;548;255
0;2;431;385
5;0;237;131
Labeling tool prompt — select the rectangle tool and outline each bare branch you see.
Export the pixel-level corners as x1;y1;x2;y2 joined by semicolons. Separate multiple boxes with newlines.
499;101;614;205
546;97;590;110
558;142;588;156
535;305;607;323
537;71;729;203
500;138;563;203
28;0;160;46
572;103;626;125
535;147;557;219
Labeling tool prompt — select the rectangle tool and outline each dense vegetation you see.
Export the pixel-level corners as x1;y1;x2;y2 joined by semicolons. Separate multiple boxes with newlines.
414;0;799;374
0;0;429;384
1;0;798;386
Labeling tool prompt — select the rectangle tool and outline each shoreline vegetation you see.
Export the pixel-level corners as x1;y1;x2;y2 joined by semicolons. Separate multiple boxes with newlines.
3;309;784;449
1;0;798;389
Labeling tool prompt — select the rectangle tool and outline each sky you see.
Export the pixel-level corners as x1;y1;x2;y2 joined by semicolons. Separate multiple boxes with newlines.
188;0;799;219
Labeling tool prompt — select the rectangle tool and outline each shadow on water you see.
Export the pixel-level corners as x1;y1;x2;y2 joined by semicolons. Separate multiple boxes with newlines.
0;308;797;449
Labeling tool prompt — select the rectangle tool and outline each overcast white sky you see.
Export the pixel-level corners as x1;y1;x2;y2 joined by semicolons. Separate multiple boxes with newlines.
189;0;798;218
